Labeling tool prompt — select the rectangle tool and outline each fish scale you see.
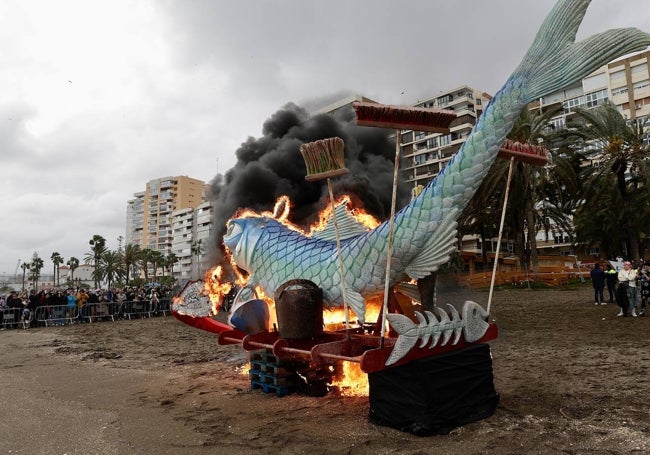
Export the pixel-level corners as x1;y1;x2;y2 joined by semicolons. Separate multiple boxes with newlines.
224;0;650;324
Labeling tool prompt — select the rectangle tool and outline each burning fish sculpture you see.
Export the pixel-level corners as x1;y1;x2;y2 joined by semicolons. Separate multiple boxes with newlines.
224;0;650;330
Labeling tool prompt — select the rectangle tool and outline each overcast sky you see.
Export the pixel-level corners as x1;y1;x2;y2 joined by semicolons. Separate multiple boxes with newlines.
1;0;649;276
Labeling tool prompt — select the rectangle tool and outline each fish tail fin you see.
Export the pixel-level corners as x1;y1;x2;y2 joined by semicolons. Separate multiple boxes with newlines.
515;0;650;104
385;314;419;366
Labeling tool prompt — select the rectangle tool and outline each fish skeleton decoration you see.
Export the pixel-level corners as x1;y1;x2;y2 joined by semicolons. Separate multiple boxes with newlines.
223;0;650;326
385;301;490;366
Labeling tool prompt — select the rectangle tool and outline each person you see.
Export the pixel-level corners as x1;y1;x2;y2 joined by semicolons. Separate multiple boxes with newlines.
7;291;22;309
589;263;606;305
76;289;89;322
66;289;78;322
604;263;617;303
149;289;160;316
0;294;6;327
638;264;650;316
618;261;638;317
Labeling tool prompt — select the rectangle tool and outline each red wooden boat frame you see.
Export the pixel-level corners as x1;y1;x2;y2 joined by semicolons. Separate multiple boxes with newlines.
172;309;498;374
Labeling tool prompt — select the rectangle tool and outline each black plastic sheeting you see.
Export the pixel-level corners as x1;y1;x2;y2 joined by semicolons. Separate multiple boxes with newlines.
368;343;499;436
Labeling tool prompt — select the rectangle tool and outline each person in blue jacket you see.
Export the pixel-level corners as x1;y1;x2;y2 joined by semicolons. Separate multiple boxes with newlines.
590;263;606;306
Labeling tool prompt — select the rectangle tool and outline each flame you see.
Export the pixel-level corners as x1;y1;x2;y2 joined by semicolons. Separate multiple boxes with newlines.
322;297;382;330
204;266;232;314
332;362;369;397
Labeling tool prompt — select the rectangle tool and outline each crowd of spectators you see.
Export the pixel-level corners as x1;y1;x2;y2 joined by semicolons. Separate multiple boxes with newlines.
0;285;173;328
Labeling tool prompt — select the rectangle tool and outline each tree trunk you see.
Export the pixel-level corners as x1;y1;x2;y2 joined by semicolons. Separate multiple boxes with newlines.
526;201;539;274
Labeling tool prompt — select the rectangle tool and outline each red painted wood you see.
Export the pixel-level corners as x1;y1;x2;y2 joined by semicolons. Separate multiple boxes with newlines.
359;323;499;373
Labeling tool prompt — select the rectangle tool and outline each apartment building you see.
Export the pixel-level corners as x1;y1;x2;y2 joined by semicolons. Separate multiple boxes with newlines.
399;85;492;188
126;176;209;275
171;201;213;280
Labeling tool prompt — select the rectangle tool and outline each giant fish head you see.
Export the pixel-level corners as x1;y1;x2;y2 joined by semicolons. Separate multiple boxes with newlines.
223;216;269;273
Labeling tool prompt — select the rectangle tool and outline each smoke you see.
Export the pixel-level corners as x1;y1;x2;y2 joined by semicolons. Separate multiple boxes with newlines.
205;101;411;270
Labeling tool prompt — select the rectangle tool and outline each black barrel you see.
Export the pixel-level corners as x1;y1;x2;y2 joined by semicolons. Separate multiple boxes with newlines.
274;279;323;339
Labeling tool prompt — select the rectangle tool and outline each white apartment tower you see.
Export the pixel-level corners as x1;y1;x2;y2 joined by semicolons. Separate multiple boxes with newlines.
400;85;492;188
171;201;213;280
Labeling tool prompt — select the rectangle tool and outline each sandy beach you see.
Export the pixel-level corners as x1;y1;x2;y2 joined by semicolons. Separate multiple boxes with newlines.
1;284;650;454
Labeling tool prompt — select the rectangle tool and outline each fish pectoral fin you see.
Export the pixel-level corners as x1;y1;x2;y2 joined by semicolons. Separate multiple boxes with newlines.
405;210;460;279
393;282;421;304
346;290;367;325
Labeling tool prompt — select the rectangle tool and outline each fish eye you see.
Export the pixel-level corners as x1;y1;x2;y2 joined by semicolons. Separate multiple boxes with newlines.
225;221;243;240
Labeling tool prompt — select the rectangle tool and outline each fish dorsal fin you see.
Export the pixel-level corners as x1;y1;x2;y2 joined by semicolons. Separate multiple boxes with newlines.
311;202;369;242
404;209;460;279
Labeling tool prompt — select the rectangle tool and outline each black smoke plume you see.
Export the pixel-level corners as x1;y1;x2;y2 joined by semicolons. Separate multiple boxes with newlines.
206;102;411;271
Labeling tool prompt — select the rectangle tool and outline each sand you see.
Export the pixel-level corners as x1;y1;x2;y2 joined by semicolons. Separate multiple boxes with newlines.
1;284;649;455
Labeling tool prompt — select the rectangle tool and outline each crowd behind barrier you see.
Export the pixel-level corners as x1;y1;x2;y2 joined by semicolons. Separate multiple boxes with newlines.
0;285;174;330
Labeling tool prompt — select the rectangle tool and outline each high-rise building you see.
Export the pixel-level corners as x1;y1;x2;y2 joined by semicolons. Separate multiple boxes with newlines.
171;201;213;280
125;175;208;259
399;85;492;189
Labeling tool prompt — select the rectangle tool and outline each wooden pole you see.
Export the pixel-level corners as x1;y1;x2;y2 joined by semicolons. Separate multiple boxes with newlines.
327;178;350;336
380;130;401;347
487;156;515;316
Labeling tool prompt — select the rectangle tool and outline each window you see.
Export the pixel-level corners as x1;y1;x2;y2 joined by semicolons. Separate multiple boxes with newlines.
612;87;628;96
476;99;482;105
437;94;452;106
585;89;607;108
413;154;426;165
610;70;626;84
401;131;414;143
633;79;650;91
631;64;649;78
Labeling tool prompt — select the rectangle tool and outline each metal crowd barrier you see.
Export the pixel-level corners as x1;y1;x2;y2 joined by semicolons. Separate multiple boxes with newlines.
34;305;78;327
1;297;173;331
83;302;116;323
156;299;171;316
1;307;26;329
121;300;151;319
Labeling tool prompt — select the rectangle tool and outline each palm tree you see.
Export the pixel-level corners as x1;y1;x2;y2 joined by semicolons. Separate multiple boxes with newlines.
100;250;125;289
123;243;142;284
191;239;204;279
87;235;107;288
20;261;30;291
504;107;580;273
29;253;44;291
571;101;650;260
461;107;579;274
138;248;152;282
67;257;80;283
164;252;178;279
51;252;64;287
149;250;164;283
